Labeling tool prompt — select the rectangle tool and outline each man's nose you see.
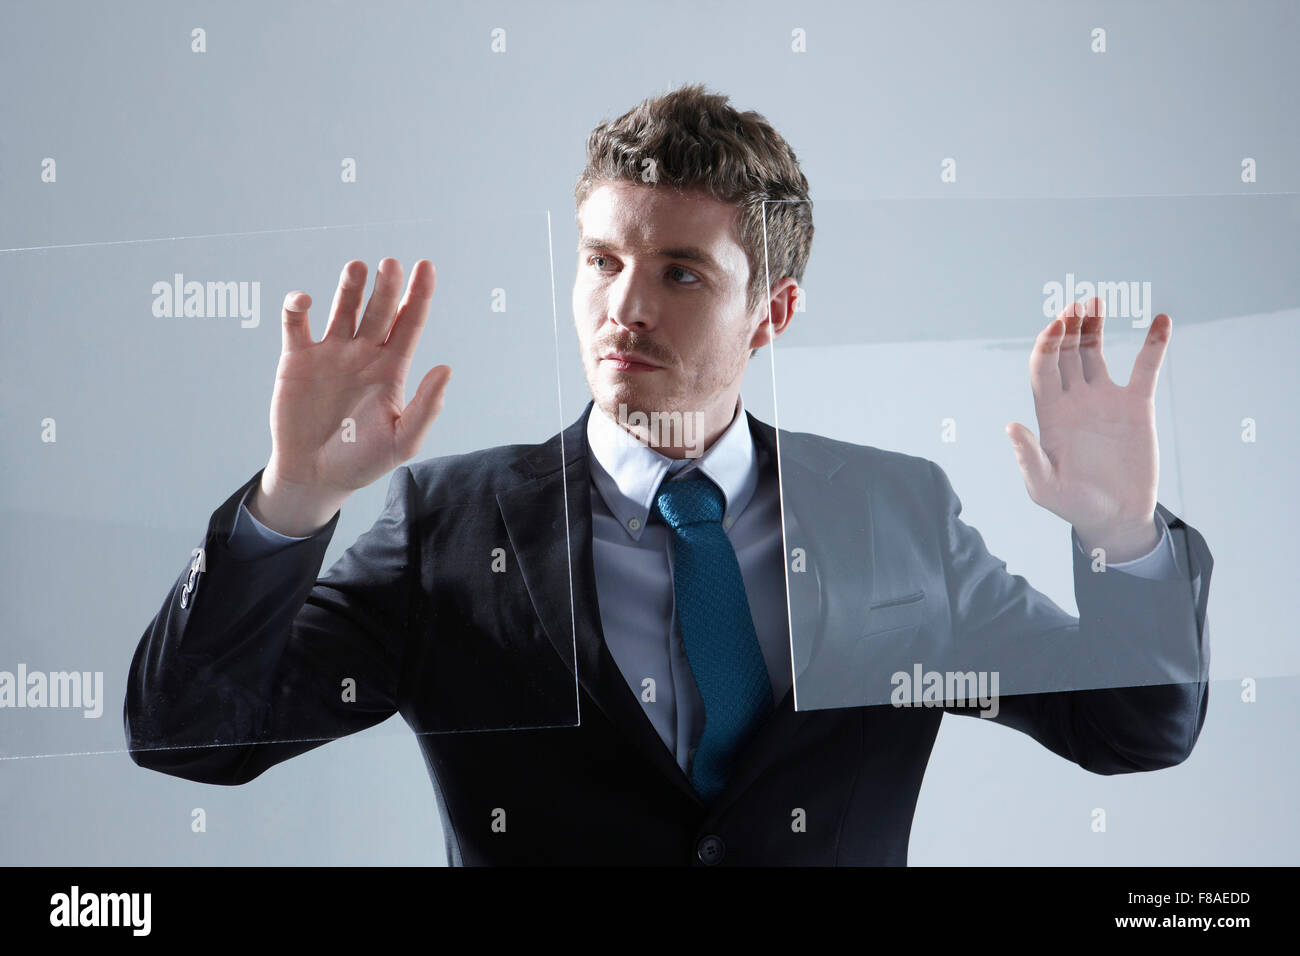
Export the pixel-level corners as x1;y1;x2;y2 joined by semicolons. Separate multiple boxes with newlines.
605;267;658;332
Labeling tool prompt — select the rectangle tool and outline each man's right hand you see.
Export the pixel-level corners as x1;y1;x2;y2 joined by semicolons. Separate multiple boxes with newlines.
248;258;452;537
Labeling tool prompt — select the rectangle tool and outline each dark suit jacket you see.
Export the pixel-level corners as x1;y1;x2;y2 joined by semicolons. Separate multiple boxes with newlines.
125;400;1212;865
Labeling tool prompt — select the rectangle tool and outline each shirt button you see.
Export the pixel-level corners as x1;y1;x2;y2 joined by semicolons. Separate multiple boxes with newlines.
697;834;725;866
723;515;734;529
628;517;641;531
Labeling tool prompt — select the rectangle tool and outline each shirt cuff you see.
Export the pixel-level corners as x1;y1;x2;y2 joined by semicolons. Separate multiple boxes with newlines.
227;483;312;558
1073;511;1178;580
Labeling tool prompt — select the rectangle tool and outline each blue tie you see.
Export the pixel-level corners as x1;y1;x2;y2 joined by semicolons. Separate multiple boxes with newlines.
653;473;774;802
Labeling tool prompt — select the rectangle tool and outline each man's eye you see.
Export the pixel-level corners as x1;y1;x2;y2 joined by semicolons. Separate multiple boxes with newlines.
587;256;695;284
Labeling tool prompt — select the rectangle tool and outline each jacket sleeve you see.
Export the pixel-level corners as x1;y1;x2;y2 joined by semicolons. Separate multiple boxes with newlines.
124;465;418;785
931;461;1213;774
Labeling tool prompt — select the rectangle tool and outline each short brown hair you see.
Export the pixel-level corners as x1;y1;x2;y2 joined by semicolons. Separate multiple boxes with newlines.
574;83;814;327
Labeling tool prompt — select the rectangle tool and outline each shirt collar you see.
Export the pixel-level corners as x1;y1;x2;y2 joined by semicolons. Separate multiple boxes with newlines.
587;395;759;541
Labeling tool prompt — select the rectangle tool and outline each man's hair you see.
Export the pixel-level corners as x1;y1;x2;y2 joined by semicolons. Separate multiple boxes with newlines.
574;83;814;335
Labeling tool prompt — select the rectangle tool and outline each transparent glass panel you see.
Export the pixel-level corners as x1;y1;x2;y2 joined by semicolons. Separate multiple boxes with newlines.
0;210;581;763
765;195;1297;710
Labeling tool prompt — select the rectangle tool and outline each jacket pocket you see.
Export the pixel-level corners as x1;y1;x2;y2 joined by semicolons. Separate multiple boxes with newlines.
864;589;926;636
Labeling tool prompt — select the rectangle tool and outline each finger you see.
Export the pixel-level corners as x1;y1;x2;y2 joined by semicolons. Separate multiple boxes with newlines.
1128;313;1172;401
357;257;405;343
394;364;453;460
384;260;437;359
1078;295;1112;384
1057;301;1085;390
1005;422;1053;504
1029;315;1065;407
281;291;313;353
323;260;368;341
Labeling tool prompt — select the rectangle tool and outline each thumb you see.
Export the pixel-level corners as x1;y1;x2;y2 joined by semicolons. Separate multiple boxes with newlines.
1005;422;1051;500
395;365;452;460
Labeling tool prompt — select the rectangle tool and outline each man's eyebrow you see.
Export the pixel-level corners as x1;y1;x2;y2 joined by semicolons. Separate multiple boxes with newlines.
578;237;722;270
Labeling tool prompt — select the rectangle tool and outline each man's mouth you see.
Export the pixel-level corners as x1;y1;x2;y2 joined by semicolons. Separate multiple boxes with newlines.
600;351;662;372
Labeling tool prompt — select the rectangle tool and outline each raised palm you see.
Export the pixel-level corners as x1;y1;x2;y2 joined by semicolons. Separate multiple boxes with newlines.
267;258;451;497
1006;296;1171;559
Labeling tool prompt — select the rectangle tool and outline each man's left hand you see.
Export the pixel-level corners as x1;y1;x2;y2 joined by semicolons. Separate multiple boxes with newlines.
1006;296;1171;564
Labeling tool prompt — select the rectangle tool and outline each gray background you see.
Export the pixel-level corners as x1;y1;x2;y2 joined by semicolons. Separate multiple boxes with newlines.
1;0;1296;864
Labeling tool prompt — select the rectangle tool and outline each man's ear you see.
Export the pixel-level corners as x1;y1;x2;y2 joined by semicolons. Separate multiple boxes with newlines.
748;278;800;354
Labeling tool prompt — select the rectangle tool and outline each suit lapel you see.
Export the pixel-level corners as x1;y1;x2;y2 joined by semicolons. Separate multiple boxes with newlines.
708;413;875;814
496;401;702;805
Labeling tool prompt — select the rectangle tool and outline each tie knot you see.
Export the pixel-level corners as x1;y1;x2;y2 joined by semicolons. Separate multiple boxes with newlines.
653;475;725;530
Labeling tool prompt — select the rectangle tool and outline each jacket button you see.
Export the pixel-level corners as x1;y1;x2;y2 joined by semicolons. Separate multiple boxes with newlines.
696;834;725;865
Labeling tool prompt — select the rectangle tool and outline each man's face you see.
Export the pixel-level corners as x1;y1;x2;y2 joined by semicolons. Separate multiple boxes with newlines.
573;181;763;423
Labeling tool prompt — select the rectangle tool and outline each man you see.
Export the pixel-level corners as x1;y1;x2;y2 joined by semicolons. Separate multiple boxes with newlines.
125;84;1211;865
